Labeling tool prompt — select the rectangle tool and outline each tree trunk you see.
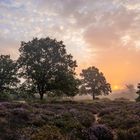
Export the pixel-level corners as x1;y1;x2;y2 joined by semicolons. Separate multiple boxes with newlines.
39;92;44;100
92;93;95;100
37;84;44;100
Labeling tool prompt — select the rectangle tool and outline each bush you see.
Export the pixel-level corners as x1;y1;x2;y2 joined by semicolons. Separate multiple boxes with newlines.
0;92;11;101
98;107;116;117
13;89;35;100
117;126;140;140
9;108;30;128
83;124;113;140
31;125;64;140
69;109;95;127
0;129;20;140
52;112;83;133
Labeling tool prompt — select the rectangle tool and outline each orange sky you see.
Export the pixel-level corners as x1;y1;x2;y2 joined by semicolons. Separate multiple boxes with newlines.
0;0;140;90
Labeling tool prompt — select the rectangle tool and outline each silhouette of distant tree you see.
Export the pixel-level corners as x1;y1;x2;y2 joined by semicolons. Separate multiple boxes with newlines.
126;84;135;93
136;83;140;101
80;66;111;100
126;84;136;95
0;55;18;92
18;37;79;100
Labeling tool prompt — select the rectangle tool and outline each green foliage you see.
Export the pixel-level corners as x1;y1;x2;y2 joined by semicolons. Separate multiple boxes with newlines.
18;37;78;100
0;55;19;93
0;91;11;101
80;66;111;100
13;83;35;100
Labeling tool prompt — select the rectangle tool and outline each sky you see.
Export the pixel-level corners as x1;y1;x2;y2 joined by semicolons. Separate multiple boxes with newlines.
0;0;140;91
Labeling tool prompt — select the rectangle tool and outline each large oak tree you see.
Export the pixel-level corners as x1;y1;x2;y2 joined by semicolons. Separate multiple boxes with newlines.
18;37;79;100
80;66;111;100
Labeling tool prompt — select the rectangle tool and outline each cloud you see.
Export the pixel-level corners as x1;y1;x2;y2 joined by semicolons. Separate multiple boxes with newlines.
0;38;19;59
79;0;140;86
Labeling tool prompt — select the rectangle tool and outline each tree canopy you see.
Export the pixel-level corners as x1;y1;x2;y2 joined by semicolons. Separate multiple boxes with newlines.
18;37;79;99
80;66;111;100
0;55;18;93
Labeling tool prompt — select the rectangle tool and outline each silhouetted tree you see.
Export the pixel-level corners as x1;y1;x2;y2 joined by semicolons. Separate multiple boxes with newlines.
136;83;140;102
80;66;111;100
0;55;18;92
15;81;36;100
126;84;135;93
18;37;79;100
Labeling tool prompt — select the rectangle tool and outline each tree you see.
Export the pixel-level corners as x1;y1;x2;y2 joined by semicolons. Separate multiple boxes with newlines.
14;81;36;100
136;83;140;102
18;37;79;100
0;55;19;93
80;66;111;100
126;84;135;93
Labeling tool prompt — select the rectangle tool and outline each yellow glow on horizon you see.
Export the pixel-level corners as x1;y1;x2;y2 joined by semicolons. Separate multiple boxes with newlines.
112;85;121;91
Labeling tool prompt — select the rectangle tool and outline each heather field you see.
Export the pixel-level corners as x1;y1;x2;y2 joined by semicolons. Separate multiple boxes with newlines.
0;99;139;140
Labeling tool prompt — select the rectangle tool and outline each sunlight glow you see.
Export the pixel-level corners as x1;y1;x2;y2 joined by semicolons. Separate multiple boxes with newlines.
112;85;120;91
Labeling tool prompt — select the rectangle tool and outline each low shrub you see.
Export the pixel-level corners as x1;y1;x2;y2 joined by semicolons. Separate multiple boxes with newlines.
117;126;140;140
0;92;11;101
31;125;64;140
9;108;31;128
82;124;113;140
52;112;83;133
69;109;95;127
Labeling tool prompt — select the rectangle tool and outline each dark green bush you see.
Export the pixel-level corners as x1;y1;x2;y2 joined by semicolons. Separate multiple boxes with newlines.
0;92;11;101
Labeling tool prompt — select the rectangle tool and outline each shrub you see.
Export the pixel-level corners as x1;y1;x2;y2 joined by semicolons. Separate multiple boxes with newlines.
31;125;64;140
98;107;116;117
83;124;113;140
69;109;95;127
52;112;83;133
17;127;35;140
122;115;140;129
0;92;11;101
31;115;46;127
117;126;140;140
9;108;30;128
0;129;20;140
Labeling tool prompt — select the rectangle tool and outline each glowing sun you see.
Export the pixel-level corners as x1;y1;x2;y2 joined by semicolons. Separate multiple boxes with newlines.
113;85;120;90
